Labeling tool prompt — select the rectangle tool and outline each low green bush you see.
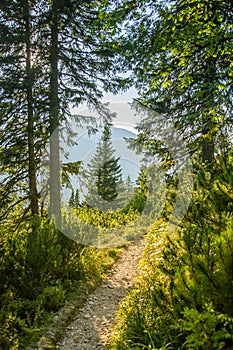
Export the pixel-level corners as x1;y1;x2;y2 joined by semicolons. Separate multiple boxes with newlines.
109;202;233;349
179;306;233;349
0;216;119;349
38;285;66;312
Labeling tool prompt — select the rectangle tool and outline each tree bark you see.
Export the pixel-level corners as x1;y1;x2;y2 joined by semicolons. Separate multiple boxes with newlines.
201;56;216;168
201;126;214;166
25;0;39;215
49;0;61;225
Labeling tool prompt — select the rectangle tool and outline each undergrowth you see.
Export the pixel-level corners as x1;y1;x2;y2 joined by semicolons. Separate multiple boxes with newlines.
109;160;233;350
0;216;120;349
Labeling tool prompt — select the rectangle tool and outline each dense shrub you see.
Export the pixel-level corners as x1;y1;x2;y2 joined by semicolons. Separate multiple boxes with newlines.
73;205;140;228
0;216;118;349
109;163;233;349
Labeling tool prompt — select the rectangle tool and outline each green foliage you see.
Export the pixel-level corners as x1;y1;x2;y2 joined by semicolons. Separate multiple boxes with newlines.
69;189;81;209
122;190;147;215
110;159;233;350
0;217;78;299
0;0;130;219
0;216;119;349
83;125;123;211
38;285;66;313
74;206;139;229
179;307;233;349
121;0;233;165
71;163;149;231
69;189;75;208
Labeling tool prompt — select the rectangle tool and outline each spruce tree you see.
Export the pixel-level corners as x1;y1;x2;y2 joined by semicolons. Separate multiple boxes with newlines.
125;175;133;194
0;0;46;218
69;189;74;208
74;189;80;209
0;0;129;220
84;126;122;211
39;0;129;221
119;0;233;168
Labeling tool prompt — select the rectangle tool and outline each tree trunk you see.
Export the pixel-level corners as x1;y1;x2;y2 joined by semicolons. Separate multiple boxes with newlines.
25;0;39;215
201;126;214;166
201;56;216;168
49;1;61;225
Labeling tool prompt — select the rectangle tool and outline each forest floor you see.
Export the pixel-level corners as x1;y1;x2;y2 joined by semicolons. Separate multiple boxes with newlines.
54;238;145;350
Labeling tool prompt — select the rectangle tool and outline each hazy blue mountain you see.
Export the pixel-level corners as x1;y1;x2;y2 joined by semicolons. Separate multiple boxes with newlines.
64;126;142;182
61;126;142;203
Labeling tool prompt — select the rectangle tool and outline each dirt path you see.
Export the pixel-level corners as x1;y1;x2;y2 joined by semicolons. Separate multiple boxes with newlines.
55;238;145;350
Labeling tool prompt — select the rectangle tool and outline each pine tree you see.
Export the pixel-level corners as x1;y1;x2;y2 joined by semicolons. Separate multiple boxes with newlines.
0;0;46;218
39;0;129;221
123;167;148;213
84;126;123;211
125;175;133;194
74;189;80;209
0;0;129;220
119;0;233;168
69;189;74;208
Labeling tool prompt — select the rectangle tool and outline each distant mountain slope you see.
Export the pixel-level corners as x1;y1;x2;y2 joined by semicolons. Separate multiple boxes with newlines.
61;126;143;203
64;126;142;182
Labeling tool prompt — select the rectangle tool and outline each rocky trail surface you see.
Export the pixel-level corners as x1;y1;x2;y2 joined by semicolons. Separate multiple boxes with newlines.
55;238;145;350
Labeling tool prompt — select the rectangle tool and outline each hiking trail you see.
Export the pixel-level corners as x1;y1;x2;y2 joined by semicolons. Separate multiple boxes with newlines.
55;238;145;349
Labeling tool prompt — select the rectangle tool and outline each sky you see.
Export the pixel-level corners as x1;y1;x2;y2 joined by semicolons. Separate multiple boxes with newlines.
60;88;143;202
71;88;141;133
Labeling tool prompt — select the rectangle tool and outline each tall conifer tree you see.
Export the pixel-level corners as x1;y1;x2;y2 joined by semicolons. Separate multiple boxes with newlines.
0;0;128;220
0;0;45;218
40;0;128;221
84;126;122;211
119;0;233;168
